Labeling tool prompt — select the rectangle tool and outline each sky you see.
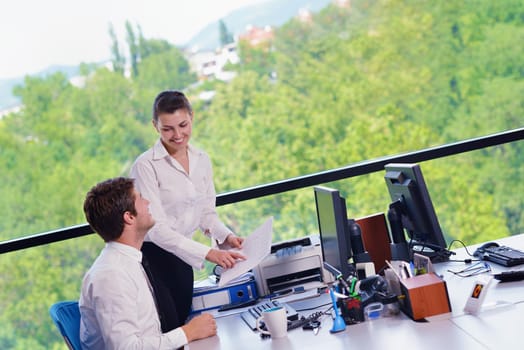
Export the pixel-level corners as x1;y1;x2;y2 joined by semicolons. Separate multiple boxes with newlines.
0;0;266;80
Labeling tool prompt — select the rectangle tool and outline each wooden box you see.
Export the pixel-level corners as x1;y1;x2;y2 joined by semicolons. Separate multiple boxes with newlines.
399;273;451;320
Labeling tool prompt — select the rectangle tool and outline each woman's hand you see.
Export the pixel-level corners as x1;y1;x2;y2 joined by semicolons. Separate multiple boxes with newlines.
225;234;244;249
206;248;246;269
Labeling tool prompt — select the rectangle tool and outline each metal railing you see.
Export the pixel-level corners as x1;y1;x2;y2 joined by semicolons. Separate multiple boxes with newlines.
1;127;523;255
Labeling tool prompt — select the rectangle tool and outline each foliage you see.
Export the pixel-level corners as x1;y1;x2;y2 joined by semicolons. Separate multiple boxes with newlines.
219;20;234;46
236;39;276;77
0;0;523;347
108;23;126;75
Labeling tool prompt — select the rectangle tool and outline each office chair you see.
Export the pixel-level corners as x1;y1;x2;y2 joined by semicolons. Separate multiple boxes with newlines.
49;300;81;350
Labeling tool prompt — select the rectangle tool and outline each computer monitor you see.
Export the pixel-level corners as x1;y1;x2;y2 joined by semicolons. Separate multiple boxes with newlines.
384;163;451;262
314;186;354;279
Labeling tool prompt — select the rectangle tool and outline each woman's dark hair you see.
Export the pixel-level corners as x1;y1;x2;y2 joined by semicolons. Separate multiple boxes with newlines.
152;90;193;123
83;177;136;242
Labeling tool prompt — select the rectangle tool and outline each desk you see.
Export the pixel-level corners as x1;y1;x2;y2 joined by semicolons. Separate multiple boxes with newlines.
433;234;524;350
188;234;524;350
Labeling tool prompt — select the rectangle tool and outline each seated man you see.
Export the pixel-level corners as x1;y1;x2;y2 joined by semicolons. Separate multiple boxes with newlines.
79;177;217;349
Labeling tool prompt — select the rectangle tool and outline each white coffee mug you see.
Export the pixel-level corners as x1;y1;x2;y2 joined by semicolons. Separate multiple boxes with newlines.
256;306;288;338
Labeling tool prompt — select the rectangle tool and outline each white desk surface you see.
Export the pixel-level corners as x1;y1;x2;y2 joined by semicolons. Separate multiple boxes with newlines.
188;234;524;350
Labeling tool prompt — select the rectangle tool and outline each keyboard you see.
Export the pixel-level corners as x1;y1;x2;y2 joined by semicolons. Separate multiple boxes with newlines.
240;300;299;330
481;245;524;267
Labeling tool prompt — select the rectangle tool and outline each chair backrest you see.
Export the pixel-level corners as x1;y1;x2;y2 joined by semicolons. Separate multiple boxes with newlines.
49;300;81;350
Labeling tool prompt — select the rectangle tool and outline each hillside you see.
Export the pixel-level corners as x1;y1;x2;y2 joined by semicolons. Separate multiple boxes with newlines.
0;65;80;111
185;0;332;50
0;0;332;111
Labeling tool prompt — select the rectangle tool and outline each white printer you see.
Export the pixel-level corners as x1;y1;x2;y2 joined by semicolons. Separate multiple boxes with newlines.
252;234;334;296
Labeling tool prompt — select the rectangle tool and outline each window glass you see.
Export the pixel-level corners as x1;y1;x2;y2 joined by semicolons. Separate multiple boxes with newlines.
0;1;522;347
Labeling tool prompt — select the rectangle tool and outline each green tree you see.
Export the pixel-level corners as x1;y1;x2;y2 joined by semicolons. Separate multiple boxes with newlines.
108;22;126;75
126;20;140;77
134;46;197;92
237;39;276;77
219;19;234;46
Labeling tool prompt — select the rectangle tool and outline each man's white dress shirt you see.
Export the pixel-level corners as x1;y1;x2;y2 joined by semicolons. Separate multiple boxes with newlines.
79;242;187;349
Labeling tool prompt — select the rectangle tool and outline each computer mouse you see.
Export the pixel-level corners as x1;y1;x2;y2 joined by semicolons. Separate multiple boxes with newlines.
473;241;499;257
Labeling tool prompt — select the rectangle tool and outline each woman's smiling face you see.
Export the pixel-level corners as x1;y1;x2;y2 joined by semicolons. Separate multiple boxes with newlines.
154;109;193;155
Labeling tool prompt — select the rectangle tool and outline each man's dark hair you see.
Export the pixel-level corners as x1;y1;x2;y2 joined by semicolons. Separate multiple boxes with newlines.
83;177;136;242
152;90;193;123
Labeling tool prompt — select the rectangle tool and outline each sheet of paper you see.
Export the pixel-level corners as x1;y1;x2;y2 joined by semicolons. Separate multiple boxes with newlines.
218;216;273;287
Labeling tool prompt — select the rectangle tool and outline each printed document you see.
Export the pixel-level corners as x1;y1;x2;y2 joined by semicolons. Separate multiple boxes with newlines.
218;216;273;287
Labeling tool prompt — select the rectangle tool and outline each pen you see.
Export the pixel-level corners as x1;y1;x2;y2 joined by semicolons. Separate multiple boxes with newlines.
401;263;411;279
405;262;413;278
349;277;358;297
409;261;415;276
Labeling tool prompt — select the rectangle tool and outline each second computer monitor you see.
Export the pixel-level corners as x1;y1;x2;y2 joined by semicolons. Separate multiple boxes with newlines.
314;186;353;279
384;163;448;260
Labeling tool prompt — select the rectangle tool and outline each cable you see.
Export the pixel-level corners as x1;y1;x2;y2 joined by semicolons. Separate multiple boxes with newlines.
447;258;481;263
294;302;332;313
443;239;486;263
447;239;477;257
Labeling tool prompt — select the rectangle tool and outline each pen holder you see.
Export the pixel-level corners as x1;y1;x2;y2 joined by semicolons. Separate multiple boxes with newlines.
399;273;451;320
339;297;364;324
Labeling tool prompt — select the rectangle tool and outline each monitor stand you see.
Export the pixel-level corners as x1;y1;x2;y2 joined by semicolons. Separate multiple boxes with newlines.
387;203;454;263
387;205;410;261
390;242;410;262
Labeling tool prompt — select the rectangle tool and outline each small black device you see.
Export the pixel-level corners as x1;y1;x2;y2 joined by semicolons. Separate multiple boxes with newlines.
474;242;524;267
288;311;323;330
348;218;372;264
357;275;396;308
493;270;524;282
240;300;299;330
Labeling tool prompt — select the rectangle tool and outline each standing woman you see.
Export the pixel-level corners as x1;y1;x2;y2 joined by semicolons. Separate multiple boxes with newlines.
130;90;245;332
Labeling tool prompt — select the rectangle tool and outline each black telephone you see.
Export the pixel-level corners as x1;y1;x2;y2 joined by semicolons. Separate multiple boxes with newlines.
473;242;499;257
